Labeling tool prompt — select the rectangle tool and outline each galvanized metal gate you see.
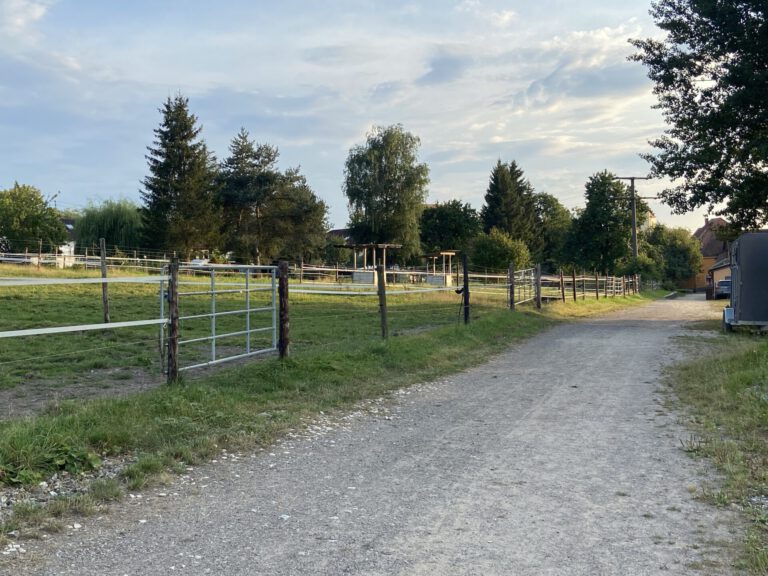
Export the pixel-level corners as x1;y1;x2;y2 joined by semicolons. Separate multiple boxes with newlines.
160;264;278;372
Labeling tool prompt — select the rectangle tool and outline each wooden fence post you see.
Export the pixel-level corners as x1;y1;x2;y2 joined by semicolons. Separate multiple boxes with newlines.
462;253;470;324
559;269;565;302
278;261;290;358
166;257;179;383
376;264;389;338
508;262;516;310
535;264;542;310
100;238;110;323
37;238;42;270
570;269;576;302
581;271;586;300
595;271;600;300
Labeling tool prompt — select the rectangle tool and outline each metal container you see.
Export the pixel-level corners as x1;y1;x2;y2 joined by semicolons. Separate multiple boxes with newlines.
724;231;768;330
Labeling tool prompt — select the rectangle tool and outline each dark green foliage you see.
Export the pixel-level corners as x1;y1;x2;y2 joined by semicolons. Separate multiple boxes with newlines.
420;199;481;253
0;183;67;252
565;171;648;275
140;95;221;256
324;233;354;266
534;193;572;271
471;227;532;271
344;125;430;263
217;128;281;263
261;168;329;262
481;160;537;252
74;200;143;252
631;0;768;230
644;224;703;282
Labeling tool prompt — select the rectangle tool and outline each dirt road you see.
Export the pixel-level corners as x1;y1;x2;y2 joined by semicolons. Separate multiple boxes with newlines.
5;294;740;575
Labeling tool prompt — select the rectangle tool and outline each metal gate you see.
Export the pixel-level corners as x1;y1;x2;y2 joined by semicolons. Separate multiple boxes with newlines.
161;264;278;372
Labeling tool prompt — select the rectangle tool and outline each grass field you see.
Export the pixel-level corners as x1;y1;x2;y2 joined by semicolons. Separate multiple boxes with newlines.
668;321;768;574
0;263;664;542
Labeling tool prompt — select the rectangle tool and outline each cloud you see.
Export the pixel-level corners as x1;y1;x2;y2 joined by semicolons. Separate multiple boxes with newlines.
417;49;472;86
0;0;52;41
492;10;517;28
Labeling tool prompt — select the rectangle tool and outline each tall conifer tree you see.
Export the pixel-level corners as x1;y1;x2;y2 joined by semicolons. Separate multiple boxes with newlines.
480;160;537;249
141;95;220;256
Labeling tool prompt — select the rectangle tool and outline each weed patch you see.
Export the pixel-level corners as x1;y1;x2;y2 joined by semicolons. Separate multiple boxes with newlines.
668;331;768;574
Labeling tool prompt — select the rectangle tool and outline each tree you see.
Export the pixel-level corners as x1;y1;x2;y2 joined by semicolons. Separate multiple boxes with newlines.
344;125;430;262
631;1;768;230
420;200;481;253
260;168;328;263
645;225;703;282
480;160;537;250
217;128;280;263
471;227;531;271
534;193;572;271
0;183;67;252
565;171;648;275
140;95;221;257
74;200;143;252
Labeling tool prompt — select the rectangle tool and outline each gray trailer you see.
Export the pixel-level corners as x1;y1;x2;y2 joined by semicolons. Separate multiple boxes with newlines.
723;231;768;331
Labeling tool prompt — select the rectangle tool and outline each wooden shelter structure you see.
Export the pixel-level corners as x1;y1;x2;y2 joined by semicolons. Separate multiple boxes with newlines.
335;243;402;285
422;250;457;287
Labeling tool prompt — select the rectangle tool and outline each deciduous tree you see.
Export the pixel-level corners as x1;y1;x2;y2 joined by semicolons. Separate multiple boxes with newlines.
631;0;768;230
75;199;143;252
471;227;531;271
420;200;481;253
0;183;67;252
344;125;429;262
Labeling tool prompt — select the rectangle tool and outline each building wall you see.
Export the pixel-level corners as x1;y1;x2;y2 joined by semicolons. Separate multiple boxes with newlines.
677;256;716;291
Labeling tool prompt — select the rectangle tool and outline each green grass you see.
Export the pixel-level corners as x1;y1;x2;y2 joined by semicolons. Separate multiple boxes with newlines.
668;331;768;574
0;263;663;541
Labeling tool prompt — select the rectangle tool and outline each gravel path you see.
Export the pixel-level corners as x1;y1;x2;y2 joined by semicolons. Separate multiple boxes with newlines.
4;294;741;575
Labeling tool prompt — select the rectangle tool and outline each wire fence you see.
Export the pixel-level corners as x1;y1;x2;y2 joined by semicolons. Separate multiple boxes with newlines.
0;257;641;395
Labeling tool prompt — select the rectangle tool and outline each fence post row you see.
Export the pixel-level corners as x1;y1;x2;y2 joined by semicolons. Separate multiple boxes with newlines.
279;261;290;357
166;257;180;383
376;264;389;338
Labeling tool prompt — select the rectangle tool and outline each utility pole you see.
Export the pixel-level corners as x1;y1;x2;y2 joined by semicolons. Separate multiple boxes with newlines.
614;176;652;260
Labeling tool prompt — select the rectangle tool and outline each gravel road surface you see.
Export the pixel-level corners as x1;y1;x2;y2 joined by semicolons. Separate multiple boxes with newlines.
4;294;741;575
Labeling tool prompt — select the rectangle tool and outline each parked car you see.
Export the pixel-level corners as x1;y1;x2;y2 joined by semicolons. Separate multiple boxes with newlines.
715;279;731;299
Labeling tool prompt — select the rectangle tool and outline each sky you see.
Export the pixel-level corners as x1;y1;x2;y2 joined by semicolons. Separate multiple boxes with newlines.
0;0;710;233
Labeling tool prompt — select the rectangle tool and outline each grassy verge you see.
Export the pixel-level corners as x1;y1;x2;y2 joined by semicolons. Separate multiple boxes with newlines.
0;281;661;542
668;329;768;574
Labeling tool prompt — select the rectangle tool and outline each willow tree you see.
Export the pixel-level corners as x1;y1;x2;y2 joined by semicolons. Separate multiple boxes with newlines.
343;125;429;263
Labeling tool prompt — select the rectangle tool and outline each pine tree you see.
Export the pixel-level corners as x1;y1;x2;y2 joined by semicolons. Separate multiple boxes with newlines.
217;128;280;262
140;95;220;256
480;160;537;249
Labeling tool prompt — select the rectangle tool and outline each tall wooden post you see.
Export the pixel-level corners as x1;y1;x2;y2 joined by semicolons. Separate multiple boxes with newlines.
100;238;110;323
376;264;388;338
462;253;470;324
278;261;290;358
509;262;516;310
571;269;577;302
37;238;42;270
559;269;565;302
534;264;542;309
594;271;599;299
166;257;180;383
581;271;586;300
